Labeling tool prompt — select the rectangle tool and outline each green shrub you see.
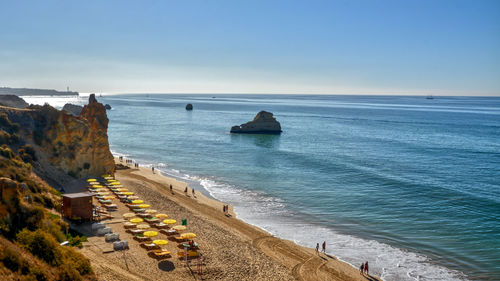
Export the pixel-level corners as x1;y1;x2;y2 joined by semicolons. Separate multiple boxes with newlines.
19;144;37;162
60;246;93;276
57;263;82;281
2;246;21;272
17;229;62;266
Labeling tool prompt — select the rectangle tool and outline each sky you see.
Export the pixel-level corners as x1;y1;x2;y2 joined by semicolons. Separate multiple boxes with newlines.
0;0;499;95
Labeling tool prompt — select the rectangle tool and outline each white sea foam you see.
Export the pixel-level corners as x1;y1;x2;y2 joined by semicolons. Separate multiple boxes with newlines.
21;95;87;109
188;175;468;281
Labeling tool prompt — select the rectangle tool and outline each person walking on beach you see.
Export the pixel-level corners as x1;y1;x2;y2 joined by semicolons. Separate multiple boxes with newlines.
152;166;155;174
184;186;188;195
170;184;173;194
322;241;326;254
364;261;369;275
360;263;364;274
316;243;319;255
192;189;196;198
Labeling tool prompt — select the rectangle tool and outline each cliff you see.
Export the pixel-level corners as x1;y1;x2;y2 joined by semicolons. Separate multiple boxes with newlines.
0;94;114;187
0;95;29;109
230;111;282;134
62;103;83;116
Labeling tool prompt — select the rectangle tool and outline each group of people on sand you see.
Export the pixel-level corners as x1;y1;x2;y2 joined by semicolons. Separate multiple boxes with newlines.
222;204;229;214
360;261;369;275
315;241;326;255
184;186;196;197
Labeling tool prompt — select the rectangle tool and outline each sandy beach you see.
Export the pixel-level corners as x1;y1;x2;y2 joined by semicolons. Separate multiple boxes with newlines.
77;158;381;281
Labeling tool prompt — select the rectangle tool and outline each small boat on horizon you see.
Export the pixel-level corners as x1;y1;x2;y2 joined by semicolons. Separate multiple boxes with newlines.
426;95;434;99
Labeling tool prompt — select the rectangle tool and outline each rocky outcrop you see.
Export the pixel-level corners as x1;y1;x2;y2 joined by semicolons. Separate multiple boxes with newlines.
230;111;282;134
62;103;83;116
0;95;29;109
104;104;112;110
0;94;115;184
185;103;193;110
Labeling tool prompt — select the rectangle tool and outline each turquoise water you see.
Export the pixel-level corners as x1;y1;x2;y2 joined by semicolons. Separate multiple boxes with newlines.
28;94;500;280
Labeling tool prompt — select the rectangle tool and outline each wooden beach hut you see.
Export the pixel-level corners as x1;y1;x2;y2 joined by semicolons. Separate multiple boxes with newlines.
62;192;93;220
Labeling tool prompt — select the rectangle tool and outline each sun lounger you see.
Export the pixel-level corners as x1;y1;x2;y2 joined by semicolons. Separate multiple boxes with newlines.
154;223;168;229
123;222;136;228
161;229;177;235
99;199;112;204
103;204;118;209
137;213;150;218
182;242;198;249
175;236;187;241
129;229;145;235
145;218;160;223
133;208;145;213
135;235;151;242
143;243;160;250
177;250;199;258
153;249;171;258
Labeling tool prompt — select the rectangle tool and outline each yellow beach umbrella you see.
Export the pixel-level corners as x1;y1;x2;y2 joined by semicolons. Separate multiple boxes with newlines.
145;209;157;214
103;196;114;200
143;231;158;238
89;182;100;185
123;213;135;218
172;225;186;232
93;185;104;188
136;224;150;229
138;204;150;209
153;239;168;246
130;218;143;223
87;179;97;182
181;233;196;239
163;219;176;224
111;182;121;185
123;192;134;195
128;196;139;200
132;200;144;204
102;174;111;178
117;188;128;192
107;179;116;182
156;214;168;219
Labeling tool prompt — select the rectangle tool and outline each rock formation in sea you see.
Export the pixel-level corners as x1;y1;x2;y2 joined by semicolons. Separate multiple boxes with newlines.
185;103;193;110
104;104;112;110
0;94;114;186
62;103;83;116
0;95;29;108
230;111;282;134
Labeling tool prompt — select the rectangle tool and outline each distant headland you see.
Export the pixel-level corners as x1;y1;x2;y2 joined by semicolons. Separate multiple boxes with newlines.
0;86;79;96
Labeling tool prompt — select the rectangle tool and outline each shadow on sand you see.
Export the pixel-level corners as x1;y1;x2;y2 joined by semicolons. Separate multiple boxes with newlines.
158;260;175;272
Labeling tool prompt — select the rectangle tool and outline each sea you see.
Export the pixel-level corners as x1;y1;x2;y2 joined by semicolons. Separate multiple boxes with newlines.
24;94;500;281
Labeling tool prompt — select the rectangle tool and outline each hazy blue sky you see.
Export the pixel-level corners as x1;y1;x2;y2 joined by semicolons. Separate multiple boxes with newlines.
1;0;499;95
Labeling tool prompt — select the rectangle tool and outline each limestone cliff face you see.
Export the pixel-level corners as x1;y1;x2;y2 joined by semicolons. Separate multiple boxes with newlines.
0;94;114;183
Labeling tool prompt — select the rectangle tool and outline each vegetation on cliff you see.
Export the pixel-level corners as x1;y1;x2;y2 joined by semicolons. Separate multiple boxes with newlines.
0;103;96;280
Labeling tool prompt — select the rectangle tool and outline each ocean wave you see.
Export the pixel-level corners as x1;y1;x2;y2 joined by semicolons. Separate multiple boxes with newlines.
186;175;467;281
